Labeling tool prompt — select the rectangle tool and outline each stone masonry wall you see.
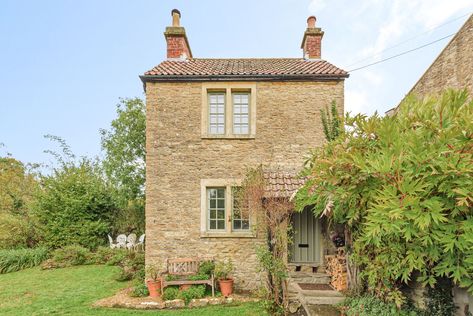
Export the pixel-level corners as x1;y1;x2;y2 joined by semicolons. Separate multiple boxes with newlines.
145;80;344;290
409;14;473;97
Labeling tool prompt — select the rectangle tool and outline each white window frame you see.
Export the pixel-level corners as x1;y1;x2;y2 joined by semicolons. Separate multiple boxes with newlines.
201;83;256;139
208;92;226;135
200;179;255;238
232;93;250;135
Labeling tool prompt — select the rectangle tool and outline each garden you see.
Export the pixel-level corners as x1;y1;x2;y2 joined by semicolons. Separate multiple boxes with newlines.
1;90;472;316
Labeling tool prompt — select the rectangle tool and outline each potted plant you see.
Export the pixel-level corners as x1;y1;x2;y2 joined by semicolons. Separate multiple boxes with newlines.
145;265;162;298
215;260;234;297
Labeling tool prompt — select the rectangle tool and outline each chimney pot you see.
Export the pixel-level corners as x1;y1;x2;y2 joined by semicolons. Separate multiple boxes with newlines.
172;9;181;26
307;16;316;29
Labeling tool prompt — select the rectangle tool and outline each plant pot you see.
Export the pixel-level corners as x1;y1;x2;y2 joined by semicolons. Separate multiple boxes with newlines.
218;278;234;297
179;284;192;291
146;279;161;298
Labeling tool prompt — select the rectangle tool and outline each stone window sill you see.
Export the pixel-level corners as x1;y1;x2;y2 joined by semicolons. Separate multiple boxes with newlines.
201;134;255;140
200;231;256;238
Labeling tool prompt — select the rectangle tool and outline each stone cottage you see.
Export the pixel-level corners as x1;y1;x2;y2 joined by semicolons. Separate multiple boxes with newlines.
140;9;348;290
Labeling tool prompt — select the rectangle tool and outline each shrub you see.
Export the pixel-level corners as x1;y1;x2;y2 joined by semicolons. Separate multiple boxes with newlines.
177;285;206;304
425;278;455;316
49;245;92;267
163;287;179;301
188;274;210;281
340;295;421;316
33;159;118;250
0;247;49;274
0;213;38;249
130;282;149;297
115;251;144;282
214;260;233;280
93;246;127;265
198;260;215;277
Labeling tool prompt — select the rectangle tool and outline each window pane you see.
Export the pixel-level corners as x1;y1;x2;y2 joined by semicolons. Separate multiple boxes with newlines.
232;187;249;230
209;93;225;135
207;187;226;230
233;220;241;230
233;93;250;135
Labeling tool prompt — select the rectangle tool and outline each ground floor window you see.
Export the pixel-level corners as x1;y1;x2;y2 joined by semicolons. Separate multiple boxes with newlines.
201;179;253;236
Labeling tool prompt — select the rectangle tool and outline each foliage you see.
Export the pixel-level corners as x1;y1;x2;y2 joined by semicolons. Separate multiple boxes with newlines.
115;251;144;282
320;100;341;141
33;154;118;249
92;246;128;265
42;245;92;269
0;247;49;274
161;286;178;300
0;157;39;249
198;260;215;276
339;294;421;316
100;98;145;202
0;265;264;315
425;277;455;316
177;285;206;304
239;166;293;314
188;274;210;281
296;90;473;304
130;282;149;297
214;260;234;280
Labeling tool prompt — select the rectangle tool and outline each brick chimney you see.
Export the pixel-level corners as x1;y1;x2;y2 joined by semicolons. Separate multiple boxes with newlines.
164;9;192;59
301;16;324;59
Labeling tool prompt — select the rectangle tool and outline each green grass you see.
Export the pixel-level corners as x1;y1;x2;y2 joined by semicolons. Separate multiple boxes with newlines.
0;247;49;274
0;265;265;316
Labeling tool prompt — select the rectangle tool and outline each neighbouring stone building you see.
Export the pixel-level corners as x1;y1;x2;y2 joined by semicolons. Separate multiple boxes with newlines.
408;14;473;98
398;14;473;316
141;9;348;290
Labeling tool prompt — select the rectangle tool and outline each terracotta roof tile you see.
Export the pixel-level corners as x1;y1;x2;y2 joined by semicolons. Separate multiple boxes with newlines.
263;171;306;198
142;58;348;80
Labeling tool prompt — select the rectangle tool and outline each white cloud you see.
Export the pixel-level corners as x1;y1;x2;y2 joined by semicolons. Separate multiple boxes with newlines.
345;89;369;115
308;0;328;13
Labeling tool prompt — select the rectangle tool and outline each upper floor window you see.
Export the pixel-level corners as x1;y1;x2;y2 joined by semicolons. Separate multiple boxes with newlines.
208;93;225;135
202;83;256;139
232;93;249;135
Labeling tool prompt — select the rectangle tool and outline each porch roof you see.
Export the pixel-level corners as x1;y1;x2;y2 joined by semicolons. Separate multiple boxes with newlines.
263;171;306;198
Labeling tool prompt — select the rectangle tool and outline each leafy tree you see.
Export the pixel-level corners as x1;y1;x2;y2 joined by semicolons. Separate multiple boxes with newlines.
320;100;341;141
296;90;473;307
33;158;118;249
100;98;145;202
0;156;39;248
33;136;119;249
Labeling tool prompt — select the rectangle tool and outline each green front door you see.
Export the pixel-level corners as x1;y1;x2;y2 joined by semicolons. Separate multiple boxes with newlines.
290;207;321;264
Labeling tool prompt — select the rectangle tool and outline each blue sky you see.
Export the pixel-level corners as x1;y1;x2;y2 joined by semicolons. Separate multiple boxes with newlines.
1;0;472;165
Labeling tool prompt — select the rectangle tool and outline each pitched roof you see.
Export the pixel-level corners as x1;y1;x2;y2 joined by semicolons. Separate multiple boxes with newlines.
141;58;348;82
263;171;306;198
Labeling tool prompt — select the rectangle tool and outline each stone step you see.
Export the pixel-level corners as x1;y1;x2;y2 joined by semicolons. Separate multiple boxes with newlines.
289;272;331;284
302;290;344;298
305;295;345;305
307;304;341;316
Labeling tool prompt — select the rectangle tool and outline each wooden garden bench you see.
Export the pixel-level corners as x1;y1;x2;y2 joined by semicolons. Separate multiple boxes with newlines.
160;257;215;296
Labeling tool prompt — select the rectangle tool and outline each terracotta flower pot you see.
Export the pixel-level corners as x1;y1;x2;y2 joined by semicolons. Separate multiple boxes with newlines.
146;279;161;298
218;278;234;297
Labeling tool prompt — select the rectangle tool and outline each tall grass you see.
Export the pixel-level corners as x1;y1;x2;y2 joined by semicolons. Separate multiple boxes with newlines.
0;247;49;274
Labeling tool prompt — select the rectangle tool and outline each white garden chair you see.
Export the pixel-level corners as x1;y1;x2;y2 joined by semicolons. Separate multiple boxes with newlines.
116;234;127;249
126;233;137;250
134;234;145;251
107;234;117;249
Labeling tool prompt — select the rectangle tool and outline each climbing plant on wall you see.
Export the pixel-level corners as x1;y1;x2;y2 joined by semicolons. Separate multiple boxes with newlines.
296;89;473;307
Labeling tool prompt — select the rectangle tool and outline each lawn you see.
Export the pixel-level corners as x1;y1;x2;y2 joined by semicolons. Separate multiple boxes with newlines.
0;265;265;316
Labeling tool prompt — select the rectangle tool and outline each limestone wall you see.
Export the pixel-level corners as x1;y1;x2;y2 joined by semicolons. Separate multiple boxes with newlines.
145;80;344;289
